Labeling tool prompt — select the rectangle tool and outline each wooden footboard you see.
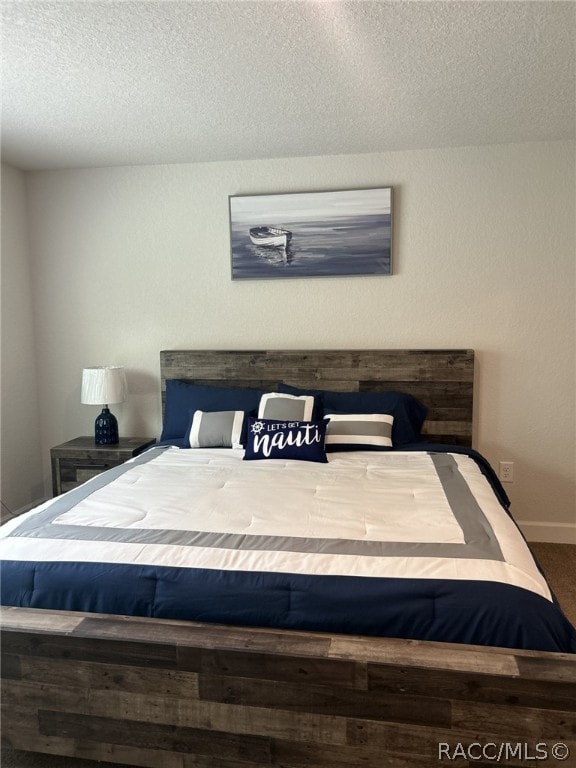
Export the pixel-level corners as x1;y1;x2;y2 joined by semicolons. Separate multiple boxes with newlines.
2;607;575;767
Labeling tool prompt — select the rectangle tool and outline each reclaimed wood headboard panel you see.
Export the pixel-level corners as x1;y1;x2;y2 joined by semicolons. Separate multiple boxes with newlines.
160;349;474;446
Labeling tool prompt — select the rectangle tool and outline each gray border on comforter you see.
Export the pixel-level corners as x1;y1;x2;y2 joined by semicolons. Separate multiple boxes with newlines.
6;448;503;561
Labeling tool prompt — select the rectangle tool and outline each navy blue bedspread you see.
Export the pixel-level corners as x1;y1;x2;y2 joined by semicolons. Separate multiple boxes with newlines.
3;559;575;652
2;446;575;654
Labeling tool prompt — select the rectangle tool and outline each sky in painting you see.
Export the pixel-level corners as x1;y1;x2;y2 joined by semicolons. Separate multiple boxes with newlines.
230;188;391;224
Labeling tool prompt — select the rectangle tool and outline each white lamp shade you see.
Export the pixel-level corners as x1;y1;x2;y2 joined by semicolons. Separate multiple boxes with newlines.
81;366;127;405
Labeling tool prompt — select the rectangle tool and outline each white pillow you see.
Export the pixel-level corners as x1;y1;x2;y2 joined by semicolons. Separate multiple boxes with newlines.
258;392;315;421
324;413;394;449
188;410;244;448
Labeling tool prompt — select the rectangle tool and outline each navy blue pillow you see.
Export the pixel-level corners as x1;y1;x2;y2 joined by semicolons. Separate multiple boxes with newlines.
278;384;427;446
244;417;328;462
161;381;263;441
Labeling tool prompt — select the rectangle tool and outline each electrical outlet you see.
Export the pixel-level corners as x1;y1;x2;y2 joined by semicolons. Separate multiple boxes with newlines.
499;461;514;483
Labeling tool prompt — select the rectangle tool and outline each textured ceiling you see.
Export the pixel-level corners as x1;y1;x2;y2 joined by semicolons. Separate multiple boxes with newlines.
1;1;575;171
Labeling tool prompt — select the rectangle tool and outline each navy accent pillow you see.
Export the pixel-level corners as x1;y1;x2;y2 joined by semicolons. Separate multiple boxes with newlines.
161;380;263;441
244;418;329;462
278;384;427;446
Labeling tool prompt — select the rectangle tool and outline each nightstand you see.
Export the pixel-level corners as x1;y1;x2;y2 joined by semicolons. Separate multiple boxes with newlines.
51;436;156;496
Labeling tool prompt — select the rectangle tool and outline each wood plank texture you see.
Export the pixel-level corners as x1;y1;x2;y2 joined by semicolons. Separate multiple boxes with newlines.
51;437;156;496
1;609;575;768
160;349;475;446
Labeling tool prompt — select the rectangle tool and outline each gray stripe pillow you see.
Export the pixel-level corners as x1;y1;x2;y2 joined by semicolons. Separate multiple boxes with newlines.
258;393;315;421
188;410;244;448
325;413;394;450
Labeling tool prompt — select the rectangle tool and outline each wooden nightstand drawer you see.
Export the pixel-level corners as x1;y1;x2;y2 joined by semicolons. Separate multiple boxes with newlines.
56;457;125;494
51;436;155;496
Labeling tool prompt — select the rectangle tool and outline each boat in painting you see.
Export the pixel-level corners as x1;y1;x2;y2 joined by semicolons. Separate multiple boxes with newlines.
249;226;292;248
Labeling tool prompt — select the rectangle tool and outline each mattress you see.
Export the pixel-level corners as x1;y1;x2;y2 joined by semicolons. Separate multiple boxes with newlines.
1;446;575;653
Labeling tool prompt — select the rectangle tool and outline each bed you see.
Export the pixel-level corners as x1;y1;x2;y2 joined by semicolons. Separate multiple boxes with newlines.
1;349;575;768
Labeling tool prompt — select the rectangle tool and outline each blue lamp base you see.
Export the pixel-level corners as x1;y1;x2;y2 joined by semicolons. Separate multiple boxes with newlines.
95;406;119;445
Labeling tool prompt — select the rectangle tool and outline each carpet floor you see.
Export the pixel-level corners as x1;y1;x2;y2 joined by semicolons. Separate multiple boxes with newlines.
2;543;575;768
529;542;576;625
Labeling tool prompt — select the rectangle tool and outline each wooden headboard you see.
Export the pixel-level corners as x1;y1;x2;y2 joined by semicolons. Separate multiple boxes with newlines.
160;349;474;446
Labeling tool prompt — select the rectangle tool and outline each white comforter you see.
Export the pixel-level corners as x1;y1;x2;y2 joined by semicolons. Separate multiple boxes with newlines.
0;446;551;603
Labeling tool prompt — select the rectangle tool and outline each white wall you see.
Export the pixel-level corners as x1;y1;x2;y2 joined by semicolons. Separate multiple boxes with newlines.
20;140;576;540
1;163;44;512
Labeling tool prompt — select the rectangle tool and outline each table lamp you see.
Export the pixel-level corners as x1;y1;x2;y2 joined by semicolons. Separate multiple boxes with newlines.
81;366;127;445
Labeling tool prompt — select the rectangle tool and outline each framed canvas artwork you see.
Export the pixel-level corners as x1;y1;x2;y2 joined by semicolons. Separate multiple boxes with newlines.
229;187;393;280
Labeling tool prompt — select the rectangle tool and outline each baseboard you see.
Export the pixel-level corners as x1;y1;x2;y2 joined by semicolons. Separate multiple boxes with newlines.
517;521;576;545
